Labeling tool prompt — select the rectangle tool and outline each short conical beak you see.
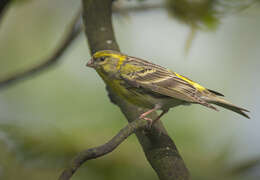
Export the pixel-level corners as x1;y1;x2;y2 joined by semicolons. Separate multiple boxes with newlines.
86;58;94;68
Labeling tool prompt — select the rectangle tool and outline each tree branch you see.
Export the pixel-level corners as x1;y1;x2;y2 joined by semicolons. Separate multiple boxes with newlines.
58;118;148;180
0;11;83;90
79;0;190;179
1;1;190;179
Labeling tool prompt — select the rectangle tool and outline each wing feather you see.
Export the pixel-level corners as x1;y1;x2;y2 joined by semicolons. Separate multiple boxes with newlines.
120;57;217;110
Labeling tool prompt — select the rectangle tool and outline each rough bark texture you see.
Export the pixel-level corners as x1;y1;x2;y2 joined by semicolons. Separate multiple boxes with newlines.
82;0;190;179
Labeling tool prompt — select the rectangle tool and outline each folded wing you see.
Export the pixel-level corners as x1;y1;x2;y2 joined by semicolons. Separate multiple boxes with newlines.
120;57;217;110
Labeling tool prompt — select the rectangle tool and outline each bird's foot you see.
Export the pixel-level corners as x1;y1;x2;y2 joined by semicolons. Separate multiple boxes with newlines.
139;114;153;128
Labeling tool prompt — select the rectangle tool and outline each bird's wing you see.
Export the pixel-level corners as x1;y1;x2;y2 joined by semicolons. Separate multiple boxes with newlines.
120;57;217;110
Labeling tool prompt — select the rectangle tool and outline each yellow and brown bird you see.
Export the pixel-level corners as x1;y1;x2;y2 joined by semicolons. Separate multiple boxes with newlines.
87;50;249;123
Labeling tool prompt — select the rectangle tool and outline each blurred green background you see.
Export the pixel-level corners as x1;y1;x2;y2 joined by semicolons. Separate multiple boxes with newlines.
0;0;260;179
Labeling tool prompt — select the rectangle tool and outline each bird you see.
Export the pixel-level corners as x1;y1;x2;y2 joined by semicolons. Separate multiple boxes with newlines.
86;50;249;124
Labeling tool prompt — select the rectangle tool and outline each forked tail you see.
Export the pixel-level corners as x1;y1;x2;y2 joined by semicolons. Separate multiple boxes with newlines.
209;97;250;119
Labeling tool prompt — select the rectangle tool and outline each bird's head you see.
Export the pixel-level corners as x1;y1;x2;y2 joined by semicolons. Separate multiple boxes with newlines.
87;50;126;74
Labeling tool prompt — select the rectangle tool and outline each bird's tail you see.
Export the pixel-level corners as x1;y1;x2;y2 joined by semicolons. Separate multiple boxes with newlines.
207;97;250;119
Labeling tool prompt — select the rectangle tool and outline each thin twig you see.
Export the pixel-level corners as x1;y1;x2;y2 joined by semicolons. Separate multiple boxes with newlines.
0;11;83;90
225;158;260;176
0;3;165;90
58;118;148;180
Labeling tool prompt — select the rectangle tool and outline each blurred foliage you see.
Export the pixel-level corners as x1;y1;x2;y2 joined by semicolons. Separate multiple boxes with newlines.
166;0;219;30
226;158;260;179
134;0;260;31
216;0;260;15
119;0;259;53
165;0;259;53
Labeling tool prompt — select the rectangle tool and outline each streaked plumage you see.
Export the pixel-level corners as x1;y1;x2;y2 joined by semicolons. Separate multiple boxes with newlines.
87;50;249;123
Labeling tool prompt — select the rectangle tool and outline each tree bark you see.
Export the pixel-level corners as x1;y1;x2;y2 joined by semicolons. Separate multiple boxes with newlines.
81;0;190;179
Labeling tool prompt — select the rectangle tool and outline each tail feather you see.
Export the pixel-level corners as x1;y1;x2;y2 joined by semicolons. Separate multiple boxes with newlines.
207;89;225;97
209;98;250;119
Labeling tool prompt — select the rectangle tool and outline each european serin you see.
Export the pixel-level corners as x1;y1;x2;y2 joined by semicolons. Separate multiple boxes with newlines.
87;50;249;123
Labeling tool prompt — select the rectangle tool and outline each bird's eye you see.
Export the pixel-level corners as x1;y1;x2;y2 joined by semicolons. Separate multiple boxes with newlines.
99;57;106;62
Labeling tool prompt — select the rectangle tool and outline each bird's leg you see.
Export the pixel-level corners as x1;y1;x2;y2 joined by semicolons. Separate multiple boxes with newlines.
139;105;161;125
152;109;169;125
